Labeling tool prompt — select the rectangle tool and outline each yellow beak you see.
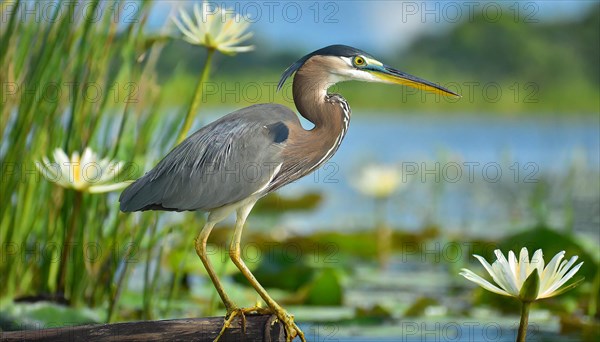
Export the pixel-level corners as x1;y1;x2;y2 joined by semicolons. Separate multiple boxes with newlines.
371;64;460;98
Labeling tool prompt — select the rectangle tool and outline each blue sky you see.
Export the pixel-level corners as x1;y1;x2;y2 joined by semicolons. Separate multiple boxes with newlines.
149;1;595;54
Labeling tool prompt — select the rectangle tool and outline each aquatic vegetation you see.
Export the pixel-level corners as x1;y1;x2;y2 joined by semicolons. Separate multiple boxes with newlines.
36;147;130;193
461;248;584;341
171;1;254;143
171;1;254;55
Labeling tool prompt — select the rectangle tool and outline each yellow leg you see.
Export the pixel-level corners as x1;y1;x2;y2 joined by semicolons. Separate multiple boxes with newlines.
199;205;273;342
227;201;306;342
194;221;237;314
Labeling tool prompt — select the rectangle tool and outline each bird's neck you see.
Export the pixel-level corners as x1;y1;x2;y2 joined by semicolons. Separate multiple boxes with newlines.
292;70;350;133
288;69;351;174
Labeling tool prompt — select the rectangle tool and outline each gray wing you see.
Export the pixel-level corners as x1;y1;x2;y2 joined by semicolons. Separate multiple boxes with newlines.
119;104;296;212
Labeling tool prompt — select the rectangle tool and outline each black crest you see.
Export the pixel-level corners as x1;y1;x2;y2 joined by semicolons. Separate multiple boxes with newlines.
277;45;374;91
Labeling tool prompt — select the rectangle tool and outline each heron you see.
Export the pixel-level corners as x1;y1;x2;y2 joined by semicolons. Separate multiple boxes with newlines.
119;44;459;341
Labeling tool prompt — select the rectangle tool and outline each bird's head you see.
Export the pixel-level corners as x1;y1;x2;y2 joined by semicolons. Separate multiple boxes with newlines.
278;44;459;97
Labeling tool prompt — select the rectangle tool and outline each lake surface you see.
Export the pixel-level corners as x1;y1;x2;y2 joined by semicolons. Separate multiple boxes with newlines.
141;109;599;238
266;113;600;237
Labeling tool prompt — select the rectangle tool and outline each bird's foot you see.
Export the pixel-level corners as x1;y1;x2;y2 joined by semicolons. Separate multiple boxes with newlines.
270;307;306;342
212;305;273;342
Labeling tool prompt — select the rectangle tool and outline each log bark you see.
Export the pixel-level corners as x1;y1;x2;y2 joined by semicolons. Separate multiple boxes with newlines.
1;315;284;342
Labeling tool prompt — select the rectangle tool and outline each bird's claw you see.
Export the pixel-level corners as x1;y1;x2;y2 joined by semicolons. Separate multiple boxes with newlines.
271;309;306;342
213;306;274;342
212;305;305;342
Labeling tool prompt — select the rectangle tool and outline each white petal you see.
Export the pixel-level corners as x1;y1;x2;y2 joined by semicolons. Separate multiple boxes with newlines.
549;255;581;291
539;262;583;298
98;157;111;171
102;162;123;184
214;18;238;42
544;259;568;289
494;250;520;295
181;7;203;40
53;148;70;177
473;255;509;292
88;181;131;193
539;251;565;293
219;45;254;54
557;256;579;279
95;163;113;184
194;3;208;33
53;148;69;164
519;247;529;286
70;150;80;165
43;157;71;187
172;14;198;43
493;261;520;296
80;147;94;167
530;249;545;278
172;16;193;39
508;250;520;285
201;3;217;37
460;269;511;297
519;247;529;263
219;34;253;48
80;148;96;181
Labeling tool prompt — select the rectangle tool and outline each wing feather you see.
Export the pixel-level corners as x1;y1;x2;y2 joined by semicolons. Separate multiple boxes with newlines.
119;104;294;212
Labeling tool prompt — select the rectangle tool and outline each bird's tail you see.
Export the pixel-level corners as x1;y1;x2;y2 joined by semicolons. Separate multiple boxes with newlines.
119;175;164;212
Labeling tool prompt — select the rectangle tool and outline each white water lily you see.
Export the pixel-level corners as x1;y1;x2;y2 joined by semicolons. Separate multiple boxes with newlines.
460;247;584;300
353;164;403;199
36;147;131;193
172;1;253;55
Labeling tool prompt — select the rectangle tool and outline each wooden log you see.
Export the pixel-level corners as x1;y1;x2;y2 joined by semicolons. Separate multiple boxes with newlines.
1;315;285;342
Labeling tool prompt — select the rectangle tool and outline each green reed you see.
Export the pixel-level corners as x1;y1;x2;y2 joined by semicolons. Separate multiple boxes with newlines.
0;0;201;321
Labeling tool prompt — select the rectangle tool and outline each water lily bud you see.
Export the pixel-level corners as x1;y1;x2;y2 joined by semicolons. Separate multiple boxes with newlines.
519;269;540;302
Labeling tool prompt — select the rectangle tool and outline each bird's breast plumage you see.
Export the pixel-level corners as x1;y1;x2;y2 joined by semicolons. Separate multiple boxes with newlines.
266;94;351;192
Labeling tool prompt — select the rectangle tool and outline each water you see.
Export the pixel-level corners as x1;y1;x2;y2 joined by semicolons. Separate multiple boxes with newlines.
292;259;569;341
271;113;600;236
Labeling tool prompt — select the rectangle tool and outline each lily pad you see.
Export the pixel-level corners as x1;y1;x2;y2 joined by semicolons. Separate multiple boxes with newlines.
301;268;344;306
253;192;323;214
232;245;315;291
404;296;440;317
354;304;392;324
0;302;100;331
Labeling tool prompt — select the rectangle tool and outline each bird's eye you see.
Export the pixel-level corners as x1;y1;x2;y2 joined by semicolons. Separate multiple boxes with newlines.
353;56;366;67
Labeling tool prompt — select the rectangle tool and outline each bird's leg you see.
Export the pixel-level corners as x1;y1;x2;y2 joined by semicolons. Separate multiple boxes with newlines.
213;200;273;342
194;221;237;315
226;202;306;342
